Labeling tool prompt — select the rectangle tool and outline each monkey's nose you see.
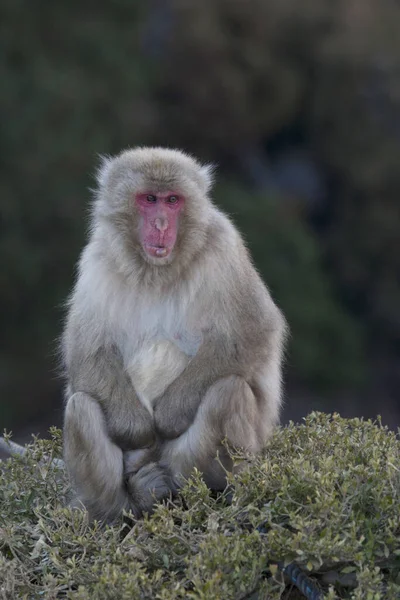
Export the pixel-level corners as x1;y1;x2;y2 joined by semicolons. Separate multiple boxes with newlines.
155;217;168;232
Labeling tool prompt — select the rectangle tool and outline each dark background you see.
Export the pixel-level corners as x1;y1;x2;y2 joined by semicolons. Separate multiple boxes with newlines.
1;0;399;442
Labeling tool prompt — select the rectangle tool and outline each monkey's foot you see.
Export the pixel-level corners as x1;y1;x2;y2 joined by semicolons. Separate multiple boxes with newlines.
125;462;177;516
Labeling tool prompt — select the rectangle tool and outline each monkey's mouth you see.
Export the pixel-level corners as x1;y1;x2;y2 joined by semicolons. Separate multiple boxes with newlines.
144;244;172;259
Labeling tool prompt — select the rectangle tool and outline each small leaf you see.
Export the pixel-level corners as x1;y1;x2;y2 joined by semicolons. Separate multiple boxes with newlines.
269;564;278;576
341;566;356;574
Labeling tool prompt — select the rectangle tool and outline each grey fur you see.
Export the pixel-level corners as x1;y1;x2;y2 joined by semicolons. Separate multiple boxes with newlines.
62;147;288;522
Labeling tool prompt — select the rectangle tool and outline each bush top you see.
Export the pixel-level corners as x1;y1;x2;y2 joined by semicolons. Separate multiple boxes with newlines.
1;412;399;599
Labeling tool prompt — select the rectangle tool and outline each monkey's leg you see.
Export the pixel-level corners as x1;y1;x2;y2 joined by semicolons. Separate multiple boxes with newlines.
160;375;263;490
64;392;129;522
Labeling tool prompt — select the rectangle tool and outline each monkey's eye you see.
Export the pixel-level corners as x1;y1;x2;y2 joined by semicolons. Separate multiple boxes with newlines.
146;194;157;203
167;195;179;204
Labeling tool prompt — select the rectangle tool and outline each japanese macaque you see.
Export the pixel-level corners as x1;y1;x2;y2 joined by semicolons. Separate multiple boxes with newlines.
62;147;287;522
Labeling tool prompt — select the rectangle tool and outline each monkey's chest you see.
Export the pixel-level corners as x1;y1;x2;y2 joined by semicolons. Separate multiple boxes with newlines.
127;340;189;414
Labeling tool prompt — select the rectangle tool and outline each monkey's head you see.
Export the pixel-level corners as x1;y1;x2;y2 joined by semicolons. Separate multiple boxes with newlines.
94;147;214;270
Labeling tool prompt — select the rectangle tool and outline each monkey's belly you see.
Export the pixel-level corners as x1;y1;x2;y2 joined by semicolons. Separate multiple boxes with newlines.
127;340;188;414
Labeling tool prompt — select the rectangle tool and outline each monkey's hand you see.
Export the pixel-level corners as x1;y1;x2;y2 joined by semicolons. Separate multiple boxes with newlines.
154;387;203;439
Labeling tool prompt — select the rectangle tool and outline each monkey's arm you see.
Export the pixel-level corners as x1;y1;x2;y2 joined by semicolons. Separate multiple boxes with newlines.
66;344;154;449
154;309;280;440
156;309;286;487
153;327;234;439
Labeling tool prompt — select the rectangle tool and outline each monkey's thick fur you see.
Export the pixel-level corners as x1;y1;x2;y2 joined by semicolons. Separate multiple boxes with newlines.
60;147;288;522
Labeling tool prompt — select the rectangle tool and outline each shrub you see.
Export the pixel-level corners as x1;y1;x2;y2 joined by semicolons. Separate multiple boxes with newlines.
1;413;399;599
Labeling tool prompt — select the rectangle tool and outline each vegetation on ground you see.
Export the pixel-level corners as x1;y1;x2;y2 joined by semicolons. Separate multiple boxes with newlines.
1;413;399;599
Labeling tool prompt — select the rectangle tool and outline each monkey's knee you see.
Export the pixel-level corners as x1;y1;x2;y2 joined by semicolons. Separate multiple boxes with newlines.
65;391;100;426
206;375;254;409
64;392;100;443
64;392;107;455
204;376;260;452
195;377;261;489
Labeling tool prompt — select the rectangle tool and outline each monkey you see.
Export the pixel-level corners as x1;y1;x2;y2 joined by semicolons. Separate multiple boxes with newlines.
62;147;287;523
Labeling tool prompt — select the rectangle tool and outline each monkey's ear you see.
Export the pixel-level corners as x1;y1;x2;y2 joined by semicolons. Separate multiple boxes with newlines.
95;154;114;187
199;163;216;193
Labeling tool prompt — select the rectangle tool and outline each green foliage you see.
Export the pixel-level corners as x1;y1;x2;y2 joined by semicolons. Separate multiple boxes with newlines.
309;2;400;344
154;0;400;344
0;0;152;421
152;0;336;154
1;413;399;598
215;183;365;387
1;0;400;424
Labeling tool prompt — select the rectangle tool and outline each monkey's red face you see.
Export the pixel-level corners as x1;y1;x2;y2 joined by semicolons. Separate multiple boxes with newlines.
135;192;184;261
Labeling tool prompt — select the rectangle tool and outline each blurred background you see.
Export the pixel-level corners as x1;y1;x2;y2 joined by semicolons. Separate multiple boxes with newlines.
1;0;399;443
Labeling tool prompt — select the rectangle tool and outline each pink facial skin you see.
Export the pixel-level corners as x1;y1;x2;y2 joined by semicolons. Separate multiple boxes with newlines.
135;191;185;261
